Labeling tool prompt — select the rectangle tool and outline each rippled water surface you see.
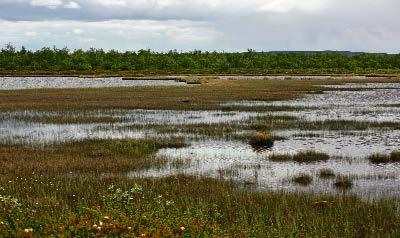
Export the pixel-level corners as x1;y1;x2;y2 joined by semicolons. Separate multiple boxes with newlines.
0;77;187;90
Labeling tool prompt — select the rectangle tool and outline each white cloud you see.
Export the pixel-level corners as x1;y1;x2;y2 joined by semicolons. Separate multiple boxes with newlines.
64;1;80;9
0;20;220;51
259;0;327;13
72;28;83;34
30;0;63;9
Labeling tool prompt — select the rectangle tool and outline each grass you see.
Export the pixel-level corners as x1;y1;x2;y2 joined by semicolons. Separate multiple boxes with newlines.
0;138;187;176
319;169;336;179
334;176;354;190
266;151;330;163
1;77;400;236
292;174;313;186
248;132;274;150
1;175;399;237
268;153;293;162
390;150;400;162
0;77;399;111
19;114;125;124
293;151;330;163
368;151;400;164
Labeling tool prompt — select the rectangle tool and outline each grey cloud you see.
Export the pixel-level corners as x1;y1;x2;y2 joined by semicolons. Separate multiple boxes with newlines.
0;0;399;52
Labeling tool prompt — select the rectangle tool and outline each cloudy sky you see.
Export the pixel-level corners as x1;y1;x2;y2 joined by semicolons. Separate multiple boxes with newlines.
0;0;399;52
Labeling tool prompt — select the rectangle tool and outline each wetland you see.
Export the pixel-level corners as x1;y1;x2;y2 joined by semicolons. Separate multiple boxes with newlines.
1;75;400;237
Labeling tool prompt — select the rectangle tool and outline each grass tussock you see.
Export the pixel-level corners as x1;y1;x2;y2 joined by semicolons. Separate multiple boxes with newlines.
267;151;330;163
368;151;400;164
248;132;274;150
390;150;400;162
334;176;354;190
319;169;336;179
268;153;293;162
293;151;330;163
292;174;313;186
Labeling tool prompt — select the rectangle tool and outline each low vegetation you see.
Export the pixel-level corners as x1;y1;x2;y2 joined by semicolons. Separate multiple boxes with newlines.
267;151;330;163
334;176;354;190
293;151;330;163
319;169;336;179
292;174;313;186
368;151;400;164
248;132;274;150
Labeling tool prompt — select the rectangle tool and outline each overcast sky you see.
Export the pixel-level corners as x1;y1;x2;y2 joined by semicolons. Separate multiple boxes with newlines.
0;0;399;52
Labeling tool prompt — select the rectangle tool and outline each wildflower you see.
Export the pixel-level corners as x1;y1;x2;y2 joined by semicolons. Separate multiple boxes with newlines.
99;221;103;226
92;224;98;229
24;228;33;233
128;226;132;230
103;216;110;220
180;226;185;231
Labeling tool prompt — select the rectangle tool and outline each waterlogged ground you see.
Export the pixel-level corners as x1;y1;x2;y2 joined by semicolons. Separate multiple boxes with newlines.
0;76;187;89
1;81;400;199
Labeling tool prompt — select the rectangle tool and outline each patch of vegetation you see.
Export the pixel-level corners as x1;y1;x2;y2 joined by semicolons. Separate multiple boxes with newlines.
390;150;400;162
293;151;330;163
248;132;274;151
0;138;187;175
368;151;400;164
1;45;400;74
334;176;354;190
292;174;313;186
268;153;293;162
319;169;336;179
1;175;399;237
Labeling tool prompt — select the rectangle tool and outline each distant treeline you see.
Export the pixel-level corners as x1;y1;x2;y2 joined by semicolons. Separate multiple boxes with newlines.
1;45;400;74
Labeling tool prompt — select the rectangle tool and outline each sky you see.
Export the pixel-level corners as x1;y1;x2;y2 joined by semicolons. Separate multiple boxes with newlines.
0;0;399;53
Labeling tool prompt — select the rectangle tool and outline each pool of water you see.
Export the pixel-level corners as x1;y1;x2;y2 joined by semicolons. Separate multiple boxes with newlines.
0;110;264;144
131;138;400;199
0;77;187;90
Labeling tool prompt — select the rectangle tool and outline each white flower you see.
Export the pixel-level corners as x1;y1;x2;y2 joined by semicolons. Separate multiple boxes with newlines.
24;228;33;233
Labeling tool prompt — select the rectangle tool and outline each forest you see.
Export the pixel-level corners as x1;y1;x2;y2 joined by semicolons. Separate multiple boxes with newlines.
1;44;400;74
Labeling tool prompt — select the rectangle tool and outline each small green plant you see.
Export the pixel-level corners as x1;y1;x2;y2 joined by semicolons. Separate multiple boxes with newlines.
368;153;391;164
334;176;353;190
292;174;313;186
293;151;329;163
102;184;143;211
319;169;335;179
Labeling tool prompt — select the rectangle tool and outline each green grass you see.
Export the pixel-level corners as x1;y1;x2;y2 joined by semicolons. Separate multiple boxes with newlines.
268;153;293;162
334;176;354;190
292;174;313;186
319;169;336;179
293;151;330;163
1;175;399;237
0;138;186;176
368;151;400;164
